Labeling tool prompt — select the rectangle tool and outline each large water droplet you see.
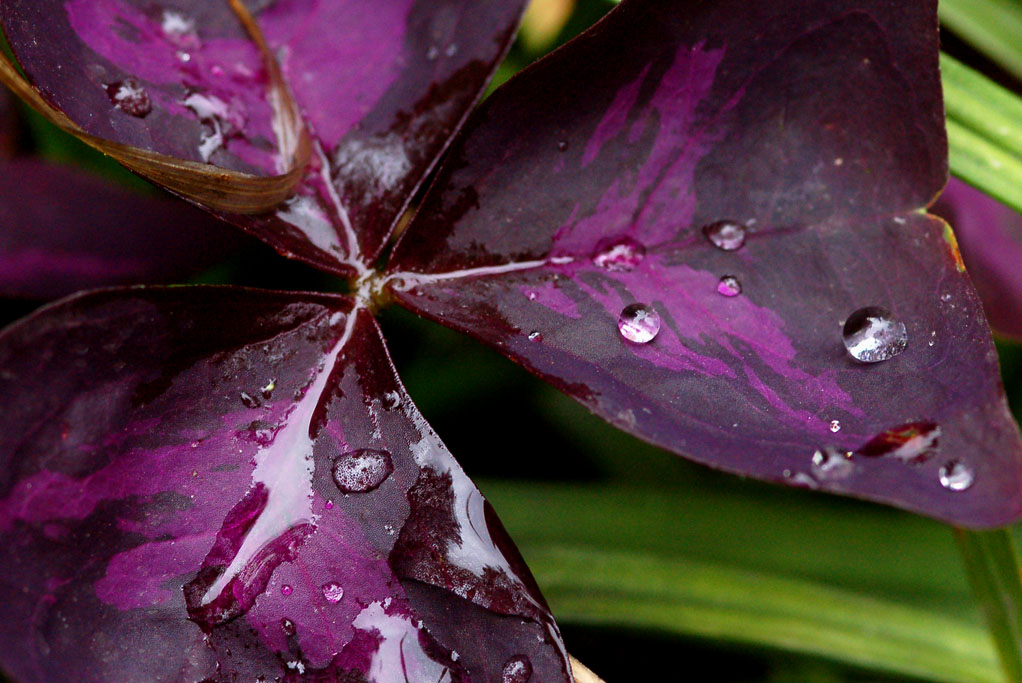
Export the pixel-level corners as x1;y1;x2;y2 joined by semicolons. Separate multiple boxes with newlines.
331;449;394;493
842;307;908;363
592;237;646;272
717;275;742;297
858;422;940;465
105;79;152;117
702;220;747;251
321;582;344;604
939;460;974;491
618;303;661;343
502;655;533;683
811;446;853;481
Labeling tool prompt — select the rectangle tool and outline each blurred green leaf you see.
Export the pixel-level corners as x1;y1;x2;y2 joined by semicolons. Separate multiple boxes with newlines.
943;53;1022;213
940;0;1022;82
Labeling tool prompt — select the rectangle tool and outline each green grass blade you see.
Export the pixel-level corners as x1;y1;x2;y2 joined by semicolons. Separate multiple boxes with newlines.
482;480;998;679
940;0;1022;81
528;546;1000;683
941;53;1022;213
955;528;1022;682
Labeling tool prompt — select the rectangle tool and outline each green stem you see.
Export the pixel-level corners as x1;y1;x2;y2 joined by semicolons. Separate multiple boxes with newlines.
954;527;1022;682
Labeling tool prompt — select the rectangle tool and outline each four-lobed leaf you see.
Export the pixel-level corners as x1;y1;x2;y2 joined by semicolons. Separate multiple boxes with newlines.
387;0;1022;526
0;288;569;681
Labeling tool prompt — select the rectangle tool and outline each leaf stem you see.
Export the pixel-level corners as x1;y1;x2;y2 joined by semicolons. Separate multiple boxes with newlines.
954;527;1022;682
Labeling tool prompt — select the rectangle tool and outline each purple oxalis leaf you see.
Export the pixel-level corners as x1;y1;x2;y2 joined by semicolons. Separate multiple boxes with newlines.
387;0;1022;526
0;0;526;275
932;177;1022;340
0;288;569;681
0;158;244;299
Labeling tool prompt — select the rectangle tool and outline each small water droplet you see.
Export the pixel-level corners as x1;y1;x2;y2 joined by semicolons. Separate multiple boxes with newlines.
105;79;151;117
716;275;742;297
811;446;854;481
526;291;538;301
444;43;458;57
324;500;334;510
842;306;908;363
592;236;645;272
280;585;293;597
940;293;952;303
702;220;747;251
261;379;276;400
240;391;261;409
502;654;533;683
557;140;569;152
383;523;396;536
280;618;296;637
426;46;440;60
528;331;543;342
331;449;394;493
618;303;661;343
321;582;344;604
829;419;841;433
928;330;936;347
939;460;974;491
381;390;402;410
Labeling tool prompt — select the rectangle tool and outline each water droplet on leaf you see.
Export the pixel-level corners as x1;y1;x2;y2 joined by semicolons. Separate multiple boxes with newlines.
811;446;853;481
280;618;296;636
702;220;747;251
331;449;394;493
939;460;974;491
557;140;569;152
592;237;645;271
618;303;661;344
280;585;293;597
528;331;543;342
426;46;440;60
502;654;533;683
261;379;276;400
842;307;907;363
940;293;952;303
105;79;152;117
717;275;742;297
381;390;402;410
240;391;260;409
829;420;841;433
858;422;940;464
321;582;344;604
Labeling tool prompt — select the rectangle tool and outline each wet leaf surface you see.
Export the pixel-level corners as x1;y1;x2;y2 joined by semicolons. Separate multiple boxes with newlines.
388;0;1022;525
0;159;243;299
0;288;569;682
933;177;1022;340
0;0;525;274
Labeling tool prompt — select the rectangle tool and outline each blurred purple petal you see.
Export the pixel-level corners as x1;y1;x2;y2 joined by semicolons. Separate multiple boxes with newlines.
0;159;243;299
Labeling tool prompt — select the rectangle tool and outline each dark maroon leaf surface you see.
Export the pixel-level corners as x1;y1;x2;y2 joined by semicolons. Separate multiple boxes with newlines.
0;288;569;681
0;159;243;299
388;0;1022;526
933;177;1022;340
0;0;526;275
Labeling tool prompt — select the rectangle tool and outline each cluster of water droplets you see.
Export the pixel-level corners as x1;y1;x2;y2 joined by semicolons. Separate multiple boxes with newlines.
793;420;973;493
